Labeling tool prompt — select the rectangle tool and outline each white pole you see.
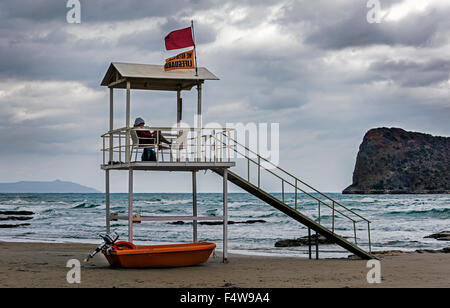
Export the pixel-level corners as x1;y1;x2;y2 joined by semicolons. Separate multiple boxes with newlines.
177;86;182;162
192;171;198;242
128;168;133;242
191;20;198;77
109;88;114;163
106;88;113;232
125;81;131;163
223;168;228;263
177;86;182;126
197;82;202;161
105;170;110;233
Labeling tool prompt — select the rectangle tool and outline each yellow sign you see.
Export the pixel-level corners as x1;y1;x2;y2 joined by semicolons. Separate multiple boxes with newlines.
164;50;195;71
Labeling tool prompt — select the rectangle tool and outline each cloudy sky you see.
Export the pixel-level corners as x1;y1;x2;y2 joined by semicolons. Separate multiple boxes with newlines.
0;0;449;193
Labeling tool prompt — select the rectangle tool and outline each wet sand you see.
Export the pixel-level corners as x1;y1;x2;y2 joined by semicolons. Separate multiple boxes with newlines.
0;241;449;288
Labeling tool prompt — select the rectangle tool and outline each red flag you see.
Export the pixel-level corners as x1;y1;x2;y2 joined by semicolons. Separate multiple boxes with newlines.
164;27;194;50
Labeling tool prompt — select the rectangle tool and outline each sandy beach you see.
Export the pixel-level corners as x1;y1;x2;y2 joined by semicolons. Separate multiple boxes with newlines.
0;241;449;288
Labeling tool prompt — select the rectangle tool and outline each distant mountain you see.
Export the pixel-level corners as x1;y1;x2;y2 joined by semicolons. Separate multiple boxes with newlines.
343;128;450;194
0;180;100;193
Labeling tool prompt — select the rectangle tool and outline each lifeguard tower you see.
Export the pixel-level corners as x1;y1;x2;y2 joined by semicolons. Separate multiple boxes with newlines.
100;62;375;261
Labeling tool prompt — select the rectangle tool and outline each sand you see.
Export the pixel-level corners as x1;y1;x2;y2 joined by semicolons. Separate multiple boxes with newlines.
0;241;449;288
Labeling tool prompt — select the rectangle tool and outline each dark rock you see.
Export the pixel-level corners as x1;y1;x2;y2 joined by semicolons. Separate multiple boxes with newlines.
275;234;334;247
199;220;267;225
424;231;450;241
0;223;31;228
199;221;234;226
0;211;34;216
167;221;186;225
243;219;266;224
416;247;450;254
168;219;266;226
343;127;450;194
416;249;439;254
0;216;33;221
371;250;412;256
441;247;450;253
275;239;302;247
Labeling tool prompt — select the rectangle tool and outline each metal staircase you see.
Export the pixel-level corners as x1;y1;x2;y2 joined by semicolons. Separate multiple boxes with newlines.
209;132;375;260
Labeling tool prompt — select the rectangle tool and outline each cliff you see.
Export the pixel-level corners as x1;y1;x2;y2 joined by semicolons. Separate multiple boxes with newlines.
343;128;450;194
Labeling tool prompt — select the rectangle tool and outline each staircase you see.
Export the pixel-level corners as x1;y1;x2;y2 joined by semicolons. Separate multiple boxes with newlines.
210;132;375;260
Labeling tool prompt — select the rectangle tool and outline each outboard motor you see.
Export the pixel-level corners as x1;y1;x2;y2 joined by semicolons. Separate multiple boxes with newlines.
84;231;119;262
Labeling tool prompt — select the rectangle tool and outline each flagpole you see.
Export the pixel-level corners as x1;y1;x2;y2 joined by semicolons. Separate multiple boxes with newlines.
191;20;198;77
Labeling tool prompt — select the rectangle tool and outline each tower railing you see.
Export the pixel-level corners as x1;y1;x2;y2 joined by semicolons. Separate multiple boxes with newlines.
209;131;372;253
101;127;235;165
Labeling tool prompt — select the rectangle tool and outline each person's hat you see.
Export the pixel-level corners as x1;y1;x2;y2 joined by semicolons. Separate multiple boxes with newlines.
134;117;145;126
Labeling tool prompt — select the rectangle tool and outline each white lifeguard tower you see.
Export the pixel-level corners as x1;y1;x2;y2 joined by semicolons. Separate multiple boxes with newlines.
100;62;235;262
100;62;375;261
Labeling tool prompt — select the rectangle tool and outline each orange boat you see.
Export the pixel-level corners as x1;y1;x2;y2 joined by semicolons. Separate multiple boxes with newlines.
103;242;216;268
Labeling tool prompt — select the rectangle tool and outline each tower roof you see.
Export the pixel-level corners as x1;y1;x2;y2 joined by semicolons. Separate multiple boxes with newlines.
101;62;219;91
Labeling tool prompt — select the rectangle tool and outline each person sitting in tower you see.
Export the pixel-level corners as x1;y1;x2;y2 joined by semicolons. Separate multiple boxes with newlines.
133;117;171;161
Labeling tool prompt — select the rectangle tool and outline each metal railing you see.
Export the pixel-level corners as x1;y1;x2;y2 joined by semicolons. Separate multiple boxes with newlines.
101;127;372;252
101;127;235;164
210;132;372;253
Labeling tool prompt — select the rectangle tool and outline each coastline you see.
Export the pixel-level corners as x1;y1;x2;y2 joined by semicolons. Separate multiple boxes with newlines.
0;241;449;288
342;190;450;194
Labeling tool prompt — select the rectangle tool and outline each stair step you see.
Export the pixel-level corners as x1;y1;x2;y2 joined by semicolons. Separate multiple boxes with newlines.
213;168;375;260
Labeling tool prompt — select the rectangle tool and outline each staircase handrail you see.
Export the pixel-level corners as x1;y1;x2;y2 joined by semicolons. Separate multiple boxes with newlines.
210;131;372;252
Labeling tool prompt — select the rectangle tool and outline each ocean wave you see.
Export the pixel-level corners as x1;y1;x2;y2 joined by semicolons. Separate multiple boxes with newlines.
241;212;281;219
141;199;192;206
360;197;376;203
72;203;101;209
155;208;177;214
141;199;162;205
163;199;192;205
42;208;55;214
228;201;254;207
0;198;32;205
385;208;450;217
40;201;69;205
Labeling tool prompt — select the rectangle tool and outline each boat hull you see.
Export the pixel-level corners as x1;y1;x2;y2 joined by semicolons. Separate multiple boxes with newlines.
103;242;216;268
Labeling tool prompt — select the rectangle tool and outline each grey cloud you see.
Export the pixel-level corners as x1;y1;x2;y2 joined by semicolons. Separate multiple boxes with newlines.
117;19;217;52
117;29;167;52
83;0;221;23
274;0;401;32
278;1;445;50
0;81;106;156
305;9;439;50
369;58;450;87
0;7;218;85
0;0;449;191
0;0;220;23
203;50;310;112
0;0;67;22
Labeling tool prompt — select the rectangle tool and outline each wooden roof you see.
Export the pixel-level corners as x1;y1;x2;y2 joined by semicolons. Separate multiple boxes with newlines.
100;62;219;91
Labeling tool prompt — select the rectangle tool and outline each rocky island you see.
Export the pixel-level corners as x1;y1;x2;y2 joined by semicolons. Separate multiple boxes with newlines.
343;128;449;194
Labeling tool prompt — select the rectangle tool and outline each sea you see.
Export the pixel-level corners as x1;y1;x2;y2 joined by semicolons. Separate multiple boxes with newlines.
0;193;449;258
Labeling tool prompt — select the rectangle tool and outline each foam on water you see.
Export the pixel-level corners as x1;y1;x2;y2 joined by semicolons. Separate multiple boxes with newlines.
0;193;448;258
